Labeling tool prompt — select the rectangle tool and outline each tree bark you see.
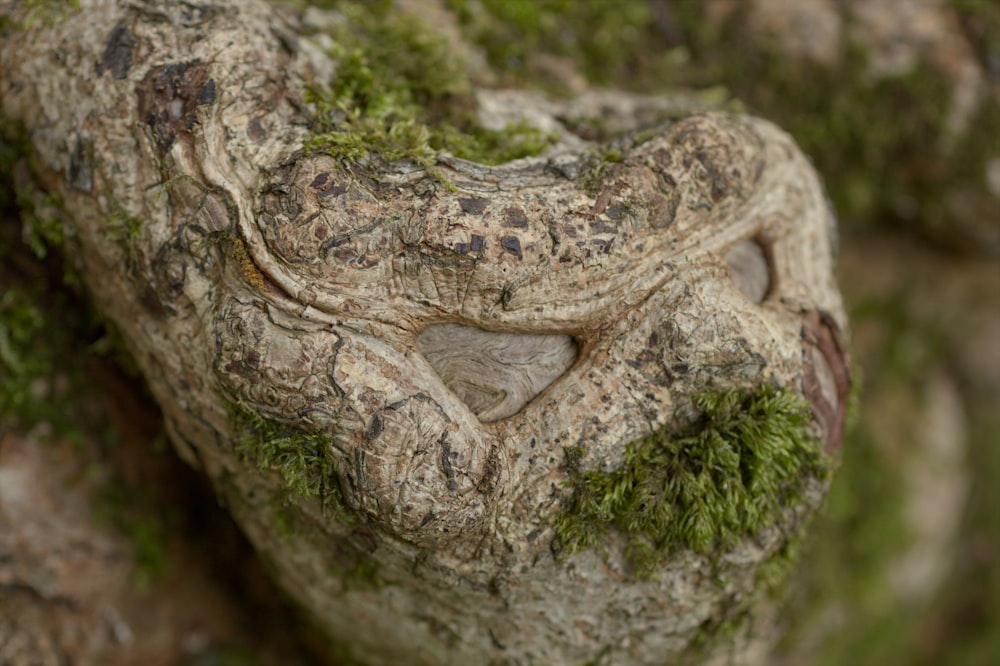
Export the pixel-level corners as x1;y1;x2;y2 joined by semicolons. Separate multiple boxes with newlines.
0;1;851;664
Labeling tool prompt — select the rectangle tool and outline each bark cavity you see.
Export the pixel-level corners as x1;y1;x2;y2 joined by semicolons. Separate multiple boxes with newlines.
416;324;578;422
726;237;771;303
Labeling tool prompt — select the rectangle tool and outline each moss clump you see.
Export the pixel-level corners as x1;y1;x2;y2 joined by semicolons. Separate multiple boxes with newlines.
232;405;348;518
554;386;827;576
305;2;556;167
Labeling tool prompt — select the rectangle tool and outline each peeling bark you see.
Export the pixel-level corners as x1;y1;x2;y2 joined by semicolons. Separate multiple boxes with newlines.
0;1;850;664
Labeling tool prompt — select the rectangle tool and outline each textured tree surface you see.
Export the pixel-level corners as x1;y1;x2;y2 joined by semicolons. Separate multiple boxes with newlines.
0;1;851;664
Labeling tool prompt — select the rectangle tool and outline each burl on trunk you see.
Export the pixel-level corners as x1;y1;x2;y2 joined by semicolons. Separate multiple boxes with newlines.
0;1;850;664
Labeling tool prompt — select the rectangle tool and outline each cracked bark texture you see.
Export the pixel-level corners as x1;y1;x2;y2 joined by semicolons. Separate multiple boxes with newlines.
0;1;849;664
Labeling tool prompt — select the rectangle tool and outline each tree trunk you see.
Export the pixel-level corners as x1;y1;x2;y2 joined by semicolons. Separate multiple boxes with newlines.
0;1;851;664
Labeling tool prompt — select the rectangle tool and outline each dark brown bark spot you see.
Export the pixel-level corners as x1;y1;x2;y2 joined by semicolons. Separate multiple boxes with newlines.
136;60;212;154
590;220;616;234
199;79;216;105
97;22;135;80
459;197;488;214
247;116;267;142
501;236;522;259
503;206;529;228
363;413;383;441
440;439;458;492
68;134;93;192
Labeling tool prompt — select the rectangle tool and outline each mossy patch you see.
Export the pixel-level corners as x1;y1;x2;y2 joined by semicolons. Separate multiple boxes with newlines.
0;117;66;260
776;420;914;666
304;2;557;167
449;1;998;249
231;405;348;519
952;0;1000;77
0;289;63;424
740;51;961;235
554;386;827;576
108;201;144;269
93;468;178;593
667;5;1000;248
0;0;81;31
0;117;138;437
445;0;679;87
344;558;385;591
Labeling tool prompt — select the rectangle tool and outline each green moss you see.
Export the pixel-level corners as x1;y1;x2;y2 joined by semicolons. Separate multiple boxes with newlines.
952;0;1000;78
0;289;56;421
1;247;122;440
661;5;1000;246
777;410;914;665
755;534;805;597
446;0;677;87
0;122;64;258
678;27;953;229
578;147;624;195
554;386;827;576
304;2;557;167
0;116;142;438
344;559;385;591
231;405;348;518
108;202;143;268
18;193;64;259
93;466;178;593
683;605;753;665
770;55;957;234
0;0;80;30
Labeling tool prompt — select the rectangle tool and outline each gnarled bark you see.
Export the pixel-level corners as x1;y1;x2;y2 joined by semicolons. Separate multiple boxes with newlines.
0;1;850;664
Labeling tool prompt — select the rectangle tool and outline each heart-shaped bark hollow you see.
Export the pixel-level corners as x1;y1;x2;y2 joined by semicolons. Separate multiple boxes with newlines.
416;324;578;422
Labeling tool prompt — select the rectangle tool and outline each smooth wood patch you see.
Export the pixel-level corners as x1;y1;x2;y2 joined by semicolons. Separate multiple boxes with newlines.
417;323;578;422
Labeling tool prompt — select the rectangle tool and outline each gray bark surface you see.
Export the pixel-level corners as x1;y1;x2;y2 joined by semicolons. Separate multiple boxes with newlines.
0;1;850;664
